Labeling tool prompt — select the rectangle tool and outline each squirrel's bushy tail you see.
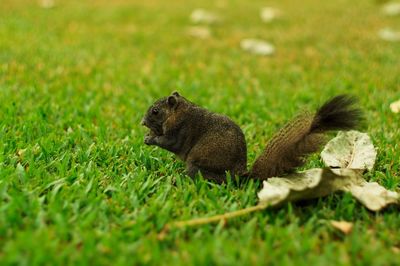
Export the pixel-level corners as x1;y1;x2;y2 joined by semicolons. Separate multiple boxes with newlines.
249;95;363;180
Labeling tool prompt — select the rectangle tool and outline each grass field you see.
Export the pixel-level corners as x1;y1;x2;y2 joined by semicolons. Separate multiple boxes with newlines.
1;0;399;265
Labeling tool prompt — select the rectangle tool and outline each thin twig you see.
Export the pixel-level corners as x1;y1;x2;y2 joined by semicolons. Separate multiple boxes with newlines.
158;203;268;239
163;203;268;232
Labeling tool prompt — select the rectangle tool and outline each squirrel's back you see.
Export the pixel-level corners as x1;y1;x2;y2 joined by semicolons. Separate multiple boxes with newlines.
249;95;363;180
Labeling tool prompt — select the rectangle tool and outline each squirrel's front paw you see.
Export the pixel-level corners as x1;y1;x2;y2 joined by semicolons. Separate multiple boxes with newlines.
144;134;156;145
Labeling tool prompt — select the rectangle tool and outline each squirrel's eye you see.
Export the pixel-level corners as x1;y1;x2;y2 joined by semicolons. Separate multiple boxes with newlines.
152;108;159;115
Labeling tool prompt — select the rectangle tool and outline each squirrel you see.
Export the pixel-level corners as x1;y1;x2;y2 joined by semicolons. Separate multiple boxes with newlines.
141;92;363;183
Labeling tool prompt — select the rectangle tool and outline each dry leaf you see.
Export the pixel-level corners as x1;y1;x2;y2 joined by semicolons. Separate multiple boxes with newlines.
390;99;400;113
330;220;353;234
257;182;290;206
258;168;363;206
382;2;400;16
378;28;400;42
349;182;400;211
190;9;220;24
321;131;377;171
186;26;211;39
258;168;399;211
17;148;27;157
240;39;275;56
39;0;55;8
260;7;281;23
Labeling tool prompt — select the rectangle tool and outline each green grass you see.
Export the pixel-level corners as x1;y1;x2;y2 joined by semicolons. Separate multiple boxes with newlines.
1;0;399;265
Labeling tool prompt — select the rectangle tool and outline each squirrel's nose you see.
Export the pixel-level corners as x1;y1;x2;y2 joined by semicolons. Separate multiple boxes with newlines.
141;118;146;126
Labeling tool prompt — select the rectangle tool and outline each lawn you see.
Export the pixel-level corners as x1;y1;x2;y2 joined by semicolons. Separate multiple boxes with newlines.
0;0;399;265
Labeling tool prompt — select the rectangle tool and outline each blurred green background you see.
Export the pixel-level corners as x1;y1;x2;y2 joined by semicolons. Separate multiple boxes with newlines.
0;0;399;265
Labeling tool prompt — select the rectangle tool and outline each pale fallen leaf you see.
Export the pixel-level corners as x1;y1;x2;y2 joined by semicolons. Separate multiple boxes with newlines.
257;182;290;206
378;28;400;42
382;2;400;16
258;168;363;206
392;246;400;254
240;39;275;56
389;99;400;113
321;131;377;171
260;7;281;23
258;168;399;211
349;182;399;211
190;9;220;24
330;220;353;235
39;0;55;9
17;148;27;157
187;26;211;39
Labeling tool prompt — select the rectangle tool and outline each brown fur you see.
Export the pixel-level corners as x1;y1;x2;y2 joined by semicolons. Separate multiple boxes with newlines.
142;93;362;183
250;95;363;180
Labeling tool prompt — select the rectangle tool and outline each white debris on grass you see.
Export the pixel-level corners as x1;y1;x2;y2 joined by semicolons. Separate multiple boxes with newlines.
39;0;55;9
260;7;281;23
187;26;211;39
190;9;220;24
382;2;400;16
378;28;400;42
240;39;275;56
390;99;400;113
330;220;353;235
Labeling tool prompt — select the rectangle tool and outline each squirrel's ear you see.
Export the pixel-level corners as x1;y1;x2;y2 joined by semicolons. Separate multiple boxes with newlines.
171;91;180;97
167;95;178;108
